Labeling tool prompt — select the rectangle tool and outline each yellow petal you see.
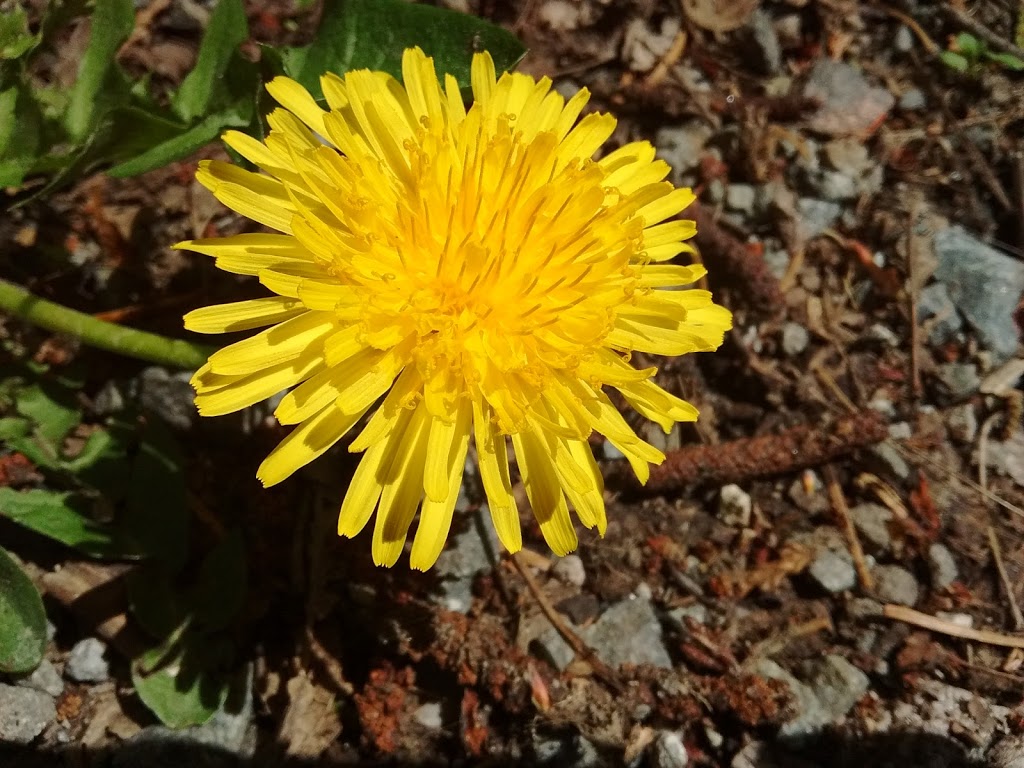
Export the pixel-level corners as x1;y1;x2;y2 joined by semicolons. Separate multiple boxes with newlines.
195;160;296;233
184;297;304;334
206;311;334;376
257;402;368;487
472;399;521;554
512;429;578;557
193;354;323;416
265;76;327;136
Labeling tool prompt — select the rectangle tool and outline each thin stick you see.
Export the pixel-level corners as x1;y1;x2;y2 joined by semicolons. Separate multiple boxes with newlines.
824;465;874;591
510;553;625;694
978;414;1024;629
0;278;213;369
884;604;1024;649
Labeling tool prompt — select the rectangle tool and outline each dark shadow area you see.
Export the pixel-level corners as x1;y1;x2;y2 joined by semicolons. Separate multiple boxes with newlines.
0;726;996;768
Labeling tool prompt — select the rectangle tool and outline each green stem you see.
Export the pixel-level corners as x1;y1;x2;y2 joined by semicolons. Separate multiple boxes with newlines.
0;279;214;369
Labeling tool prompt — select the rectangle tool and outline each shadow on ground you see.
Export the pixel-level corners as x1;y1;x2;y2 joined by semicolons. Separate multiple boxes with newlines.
0;726;990;767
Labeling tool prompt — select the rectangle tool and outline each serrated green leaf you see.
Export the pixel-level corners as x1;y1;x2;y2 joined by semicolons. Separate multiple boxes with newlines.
939;51;970;72
173;0;249;122
0;8;38;60
0;487;147;559
281;0;526;100
122;418;188;572
0;546;46;674
65;0;135;140
131;631;239;728
191;531;246;632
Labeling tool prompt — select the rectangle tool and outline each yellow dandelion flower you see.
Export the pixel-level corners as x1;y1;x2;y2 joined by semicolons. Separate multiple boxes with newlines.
179;47;732;570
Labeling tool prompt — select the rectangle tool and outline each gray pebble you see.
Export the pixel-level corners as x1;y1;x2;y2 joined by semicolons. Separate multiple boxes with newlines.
652;730;689;768
137;367;197;431
781;322;810;356
895;25;915;52
413;701;444;730
946;403;978;443
584;597;672;669
868;442;912;483
809;549;856;593
551;554;586;588
935;362;981;403
0;683;56;744
850;503;894;553
66;637;110;683
718;484;752;527
928;543;959;590
16;659;64;698
725;183;757;214
898;88;926;111
873;565;920;606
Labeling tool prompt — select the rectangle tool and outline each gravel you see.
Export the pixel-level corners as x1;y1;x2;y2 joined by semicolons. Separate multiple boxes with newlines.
16;659;64;698
946;404;978;444
0;683;56;744
725;183;757;214
413;701;444;730
849;503;894;554
651;730;689;768
808;550;857;593
551;555;587;588
803;59;894;137
781;322;810;356
933;225;1024;361
718;484;752;527
433;506;500;613
584;596;672;669
927;543;959;590
66;637;111;683
137;367;197;430
934;362;981;404
873;565;920;606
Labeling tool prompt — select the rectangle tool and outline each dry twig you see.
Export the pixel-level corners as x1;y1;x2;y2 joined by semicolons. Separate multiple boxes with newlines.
824;465;874;591
510;553;625;694
884;604;1024;649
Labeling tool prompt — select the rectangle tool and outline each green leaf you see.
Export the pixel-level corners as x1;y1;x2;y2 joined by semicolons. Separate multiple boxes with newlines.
281;0;526;100
954;32;984;60
131;630;239;728
0;546;46;674
126;566;186;640
0;8;38;60
107;107;247;178
122;418;188;572
0;487;147;559
16;381;81;447
191;531;247;632
173;0;249;121
0;85;43;188
939;51;970;73
986;51;1024;71
65;0;135;140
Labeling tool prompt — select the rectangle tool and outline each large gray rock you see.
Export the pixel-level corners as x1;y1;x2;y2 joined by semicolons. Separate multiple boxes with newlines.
754;656;869;738
933;226;1024;361
0;683;55;744
804;59;894;137
584;597;672;669
16;658;64;697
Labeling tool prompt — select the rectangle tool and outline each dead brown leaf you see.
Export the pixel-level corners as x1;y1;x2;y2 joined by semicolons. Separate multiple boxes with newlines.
278;671;344;758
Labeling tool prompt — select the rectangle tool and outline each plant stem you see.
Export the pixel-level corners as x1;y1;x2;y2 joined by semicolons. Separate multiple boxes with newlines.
0;279;214;369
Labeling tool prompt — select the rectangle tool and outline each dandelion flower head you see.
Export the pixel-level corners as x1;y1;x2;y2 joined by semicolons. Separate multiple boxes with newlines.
180;47;732;570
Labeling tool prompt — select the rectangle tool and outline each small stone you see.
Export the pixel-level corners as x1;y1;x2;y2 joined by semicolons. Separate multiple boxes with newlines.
847;597;883;619
0;684;56;744
800;655;870;730
555;593;601;625
656;124;714;181
66;637;110;683
552;555;586;588
898;88;926;111
16;659;64;698
92;380;127;415
934;362;981;403
413;702;443;730
809;169;858;201
747;9;781;75
787;472;830;514
917;282;964;346
928;543;959;590
583;597;672;669
718;484;752;527
894;25;915;52
764;249;790;280
781;322;810;356
868;443;912;483
866;322;900;346
808;549;856;593
873;565;920;606
725;183;757;214
434;509;500;613
934;225;1024;361
804;59;894;138
137;367;196;430
651;730;689;768
794;198;842;240
849;503;894;553
888;422;912;440
989;735;1024;768
538;0;585;31
984;430;1024;488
